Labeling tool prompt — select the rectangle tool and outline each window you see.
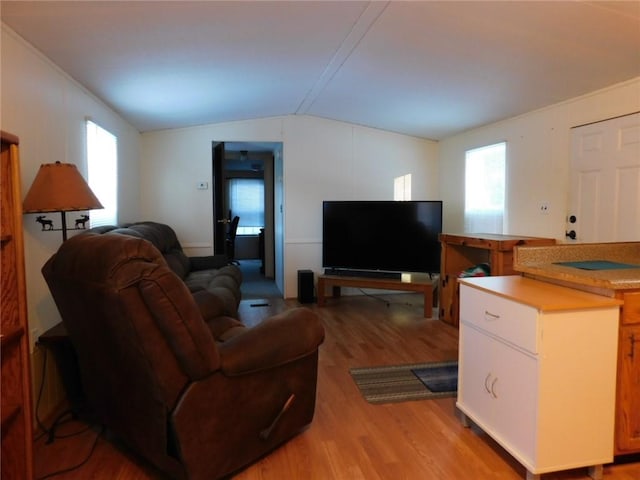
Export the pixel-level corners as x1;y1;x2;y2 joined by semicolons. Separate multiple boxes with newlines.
394;173;412;200
228;178;264;235
464;142;506;234
86;120;118;227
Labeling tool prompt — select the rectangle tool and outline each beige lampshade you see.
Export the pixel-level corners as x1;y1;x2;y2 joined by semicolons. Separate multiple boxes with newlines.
23;162;103;213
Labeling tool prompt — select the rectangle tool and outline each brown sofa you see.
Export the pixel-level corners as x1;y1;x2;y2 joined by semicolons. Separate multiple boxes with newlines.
42;231;325;479
88;221;242;316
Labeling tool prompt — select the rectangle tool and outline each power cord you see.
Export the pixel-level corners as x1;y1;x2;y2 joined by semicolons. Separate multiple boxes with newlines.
358;289;422;309
358;289;391;307
34;348;90;444
35;425;104;480
34;347;104;479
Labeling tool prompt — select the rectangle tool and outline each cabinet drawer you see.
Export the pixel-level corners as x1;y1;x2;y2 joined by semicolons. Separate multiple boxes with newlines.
460;284;538;354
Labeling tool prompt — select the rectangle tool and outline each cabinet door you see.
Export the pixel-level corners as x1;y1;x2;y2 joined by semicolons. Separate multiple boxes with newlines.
458;325;494;426
489;337;537;466
616;324;640;453
459;324;538;467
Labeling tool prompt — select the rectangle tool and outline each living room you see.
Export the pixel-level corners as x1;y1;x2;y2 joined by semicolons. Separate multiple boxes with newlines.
2;2;639;479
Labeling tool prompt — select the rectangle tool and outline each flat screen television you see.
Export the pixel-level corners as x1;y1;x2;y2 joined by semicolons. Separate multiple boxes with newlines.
322;200;443;276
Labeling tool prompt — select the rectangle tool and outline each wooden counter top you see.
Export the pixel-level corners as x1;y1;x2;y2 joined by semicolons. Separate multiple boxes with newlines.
459;275;623;311
513;242;640;291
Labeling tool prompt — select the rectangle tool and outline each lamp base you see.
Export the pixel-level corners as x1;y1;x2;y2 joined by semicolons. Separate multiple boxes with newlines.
33;212;90;241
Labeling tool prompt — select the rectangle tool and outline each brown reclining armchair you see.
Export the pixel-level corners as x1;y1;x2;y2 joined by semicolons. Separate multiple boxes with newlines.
42;232;325;479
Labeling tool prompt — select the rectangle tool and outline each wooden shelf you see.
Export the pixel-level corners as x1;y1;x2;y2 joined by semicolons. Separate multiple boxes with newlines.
1;326;25;349
1;404;22;433
1;131;33;479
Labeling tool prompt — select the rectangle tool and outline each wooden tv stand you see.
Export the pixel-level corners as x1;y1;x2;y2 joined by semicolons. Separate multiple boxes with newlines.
317;273;437;318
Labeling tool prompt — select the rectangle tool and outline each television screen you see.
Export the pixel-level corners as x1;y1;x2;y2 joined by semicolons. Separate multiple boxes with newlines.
322;200;443;275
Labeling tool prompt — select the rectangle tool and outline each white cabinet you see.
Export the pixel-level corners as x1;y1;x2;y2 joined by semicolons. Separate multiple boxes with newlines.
457;276;621;480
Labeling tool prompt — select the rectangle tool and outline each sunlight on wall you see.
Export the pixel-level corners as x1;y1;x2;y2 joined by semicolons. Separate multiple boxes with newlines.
394;173;412;200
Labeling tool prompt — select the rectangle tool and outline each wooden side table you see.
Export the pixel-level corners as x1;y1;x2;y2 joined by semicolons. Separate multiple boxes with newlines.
37;323;90;421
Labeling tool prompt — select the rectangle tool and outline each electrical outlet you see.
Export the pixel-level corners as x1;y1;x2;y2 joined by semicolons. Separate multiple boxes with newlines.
539;202;550;214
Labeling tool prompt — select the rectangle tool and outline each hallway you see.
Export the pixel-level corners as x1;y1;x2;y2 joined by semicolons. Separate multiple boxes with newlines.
238;259;281;300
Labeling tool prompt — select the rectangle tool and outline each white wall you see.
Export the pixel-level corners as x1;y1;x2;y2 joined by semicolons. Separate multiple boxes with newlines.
140;115;439;298
139;117;286;251
281;116;439;298
439;77;640;240
1;25;141;346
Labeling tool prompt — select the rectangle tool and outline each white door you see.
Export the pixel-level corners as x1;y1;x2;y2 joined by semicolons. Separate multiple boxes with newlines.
569;112;640;242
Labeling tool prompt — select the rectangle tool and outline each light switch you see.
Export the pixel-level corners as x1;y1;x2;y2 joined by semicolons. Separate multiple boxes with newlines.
197;181;208;190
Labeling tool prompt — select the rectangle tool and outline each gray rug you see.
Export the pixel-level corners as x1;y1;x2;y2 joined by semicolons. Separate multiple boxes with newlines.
350;360;458;404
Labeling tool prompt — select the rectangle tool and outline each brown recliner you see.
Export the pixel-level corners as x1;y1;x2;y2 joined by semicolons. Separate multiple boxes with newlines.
42;232;325;480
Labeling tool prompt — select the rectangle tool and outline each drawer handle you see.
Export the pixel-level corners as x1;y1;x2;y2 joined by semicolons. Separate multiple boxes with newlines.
484;373;492;394
490;377;498;399
484;310;500;320
629;334;636;360
483;374;499;398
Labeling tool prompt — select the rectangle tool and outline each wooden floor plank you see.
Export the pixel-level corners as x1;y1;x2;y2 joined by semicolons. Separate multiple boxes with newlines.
34;293;639;479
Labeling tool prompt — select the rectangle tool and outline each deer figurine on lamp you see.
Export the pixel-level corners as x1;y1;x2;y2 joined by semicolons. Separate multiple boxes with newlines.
23;162;103;242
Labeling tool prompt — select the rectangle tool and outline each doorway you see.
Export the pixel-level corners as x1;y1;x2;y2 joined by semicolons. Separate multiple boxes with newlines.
569;112;640;242
211;141;283;294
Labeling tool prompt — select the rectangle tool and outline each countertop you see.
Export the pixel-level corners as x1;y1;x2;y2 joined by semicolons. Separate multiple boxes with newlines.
459;275;623;311
513;242;640;291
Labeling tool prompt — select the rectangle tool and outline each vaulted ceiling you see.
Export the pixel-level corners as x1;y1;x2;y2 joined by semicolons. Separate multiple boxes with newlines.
2;1;639;140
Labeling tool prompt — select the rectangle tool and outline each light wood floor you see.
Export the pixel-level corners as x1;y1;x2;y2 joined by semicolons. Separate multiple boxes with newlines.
34;293;640;480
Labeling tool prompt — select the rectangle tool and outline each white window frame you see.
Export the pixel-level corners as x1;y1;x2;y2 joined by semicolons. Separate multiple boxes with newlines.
464;142;506;234
86;120;118;227
228;177;265;235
